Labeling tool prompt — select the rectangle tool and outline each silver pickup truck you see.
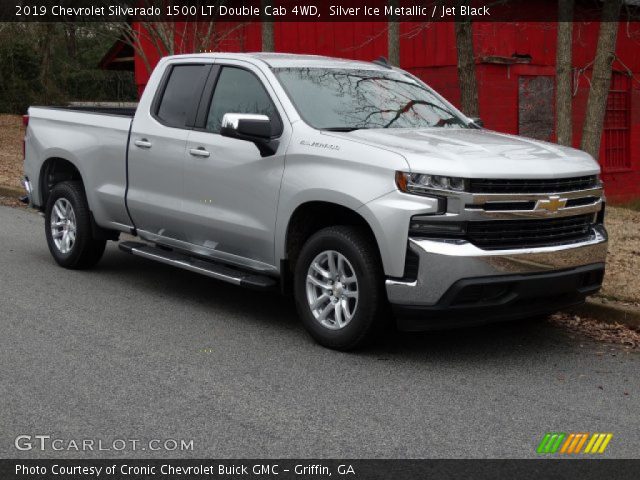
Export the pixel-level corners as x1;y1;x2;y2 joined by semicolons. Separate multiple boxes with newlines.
23;53;607;350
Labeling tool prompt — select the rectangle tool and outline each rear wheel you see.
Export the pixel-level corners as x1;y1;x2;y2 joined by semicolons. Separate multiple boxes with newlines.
44;181;106;269
294;226;386;350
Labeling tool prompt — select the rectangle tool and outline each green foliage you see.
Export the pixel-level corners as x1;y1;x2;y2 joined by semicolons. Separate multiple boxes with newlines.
0;23;136;114
0;36;40;113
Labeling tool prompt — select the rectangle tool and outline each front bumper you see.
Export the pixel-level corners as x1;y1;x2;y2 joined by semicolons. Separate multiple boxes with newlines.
20;177;33;206
386;225;608;328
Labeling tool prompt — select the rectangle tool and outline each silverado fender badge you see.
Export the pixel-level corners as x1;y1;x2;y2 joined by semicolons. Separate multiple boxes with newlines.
300;140;340;151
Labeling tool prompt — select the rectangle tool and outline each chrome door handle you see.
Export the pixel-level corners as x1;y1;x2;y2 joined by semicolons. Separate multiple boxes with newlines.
189;147;210;158
134;139;152;149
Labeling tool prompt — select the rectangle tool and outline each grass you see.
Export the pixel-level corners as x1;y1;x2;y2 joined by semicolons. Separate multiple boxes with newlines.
615;198;640;212
0;114;638;304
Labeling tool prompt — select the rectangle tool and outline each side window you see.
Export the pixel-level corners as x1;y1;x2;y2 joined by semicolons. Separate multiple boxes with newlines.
206;67;281;135
156;65;208;128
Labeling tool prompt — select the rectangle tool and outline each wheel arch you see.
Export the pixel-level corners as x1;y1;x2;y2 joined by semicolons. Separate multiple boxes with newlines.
282;201;385;279
39;156;85;208
38;157;119;241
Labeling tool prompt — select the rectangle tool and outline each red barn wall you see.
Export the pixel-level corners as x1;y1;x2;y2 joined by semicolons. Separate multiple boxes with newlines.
131;19;640;201
399;20;640;202
274;22;388;60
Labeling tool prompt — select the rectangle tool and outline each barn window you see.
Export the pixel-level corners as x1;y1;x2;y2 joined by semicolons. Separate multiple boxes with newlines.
602;73;631;172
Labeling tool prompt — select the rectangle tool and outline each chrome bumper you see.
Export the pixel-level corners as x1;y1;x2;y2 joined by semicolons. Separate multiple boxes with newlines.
385;225;608;306
21;176;32;197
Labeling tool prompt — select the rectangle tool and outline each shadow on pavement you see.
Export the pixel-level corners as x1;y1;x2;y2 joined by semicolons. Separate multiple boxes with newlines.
93;245;580;360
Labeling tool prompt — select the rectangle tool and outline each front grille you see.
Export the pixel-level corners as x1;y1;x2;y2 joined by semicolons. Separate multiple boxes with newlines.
482;201;536;211
468;175;599;193
566;196;600;207
466;214;594;250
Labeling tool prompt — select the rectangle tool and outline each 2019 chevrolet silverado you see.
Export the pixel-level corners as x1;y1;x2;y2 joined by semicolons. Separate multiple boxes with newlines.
22;53;608;349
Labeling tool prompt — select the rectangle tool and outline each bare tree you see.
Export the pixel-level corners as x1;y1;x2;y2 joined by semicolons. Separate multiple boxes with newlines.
261;0;275;51
38;23;57;103
119;21;175;74
581;0;623;159
115;1;248;74
555;0;574;146
64;23;77;60
454;3;479;117
387;0;400;65
261;23;274;52
119;20;248;74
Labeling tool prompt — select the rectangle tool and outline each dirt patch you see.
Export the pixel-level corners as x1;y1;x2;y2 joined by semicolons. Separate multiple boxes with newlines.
549;312;640;349
0;114;24;191
600;206;640;305
0;196;25;208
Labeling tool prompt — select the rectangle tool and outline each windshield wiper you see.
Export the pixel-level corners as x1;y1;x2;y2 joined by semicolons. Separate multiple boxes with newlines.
321;127;362;132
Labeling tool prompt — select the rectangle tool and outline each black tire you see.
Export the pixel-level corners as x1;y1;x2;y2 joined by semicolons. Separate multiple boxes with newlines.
44;181;106;269
293;226;386;350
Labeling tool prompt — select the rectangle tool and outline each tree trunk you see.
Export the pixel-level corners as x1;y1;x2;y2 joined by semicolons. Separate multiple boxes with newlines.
261;1;274;51
454;11;479;117
39;23;56;104
387;0;400;66
555;0;574;146
581;0;623;159
64;23;77;60
261;22;274;52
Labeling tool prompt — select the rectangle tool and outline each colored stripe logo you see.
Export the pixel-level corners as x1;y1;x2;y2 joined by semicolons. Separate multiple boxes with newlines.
537;433;613;454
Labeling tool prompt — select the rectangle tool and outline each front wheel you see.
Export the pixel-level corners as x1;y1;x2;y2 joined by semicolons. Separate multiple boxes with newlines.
44;181;106;269
294;226;386;350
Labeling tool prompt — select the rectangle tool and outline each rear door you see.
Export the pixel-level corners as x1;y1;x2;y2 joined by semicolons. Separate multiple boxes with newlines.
182;61;289;271
127;62;211;241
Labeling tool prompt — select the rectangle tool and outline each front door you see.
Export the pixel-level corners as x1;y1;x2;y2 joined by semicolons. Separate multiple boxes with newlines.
182;63;288;271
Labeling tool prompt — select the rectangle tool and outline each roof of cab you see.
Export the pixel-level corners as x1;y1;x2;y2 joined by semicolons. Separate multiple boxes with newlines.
166;52;390;70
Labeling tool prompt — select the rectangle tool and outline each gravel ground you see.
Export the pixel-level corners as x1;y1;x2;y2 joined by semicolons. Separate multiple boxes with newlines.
0;114;23;190
0;113;638;304
550;313;640;349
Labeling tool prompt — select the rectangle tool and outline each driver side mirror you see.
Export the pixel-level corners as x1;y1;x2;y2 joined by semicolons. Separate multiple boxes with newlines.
469;117;484;128
220;113;278;156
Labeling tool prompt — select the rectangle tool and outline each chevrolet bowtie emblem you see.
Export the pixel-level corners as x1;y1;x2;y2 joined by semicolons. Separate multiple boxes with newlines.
535;195;567;213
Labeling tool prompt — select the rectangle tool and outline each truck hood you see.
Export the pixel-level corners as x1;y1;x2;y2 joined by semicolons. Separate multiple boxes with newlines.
324;128;600;178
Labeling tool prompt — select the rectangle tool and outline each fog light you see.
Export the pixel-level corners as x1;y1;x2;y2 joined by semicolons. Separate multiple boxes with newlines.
409;217;466;237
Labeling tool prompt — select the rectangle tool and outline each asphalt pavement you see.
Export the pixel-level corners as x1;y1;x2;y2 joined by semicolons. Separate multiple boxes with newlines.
1;206;638;459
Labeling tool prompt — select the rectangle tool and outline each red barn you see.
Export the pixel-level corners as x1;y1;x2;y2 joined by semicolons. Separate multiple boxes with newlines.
101;17;640;202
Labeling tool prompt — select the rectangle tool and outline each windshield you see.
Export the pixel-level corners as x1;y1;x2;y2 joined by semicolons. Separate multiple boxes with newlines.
273;67;469;130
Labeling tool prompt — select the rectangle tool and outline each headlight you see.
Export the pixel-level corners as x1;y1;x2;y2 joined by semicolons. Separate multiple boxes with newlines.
395;171;467;194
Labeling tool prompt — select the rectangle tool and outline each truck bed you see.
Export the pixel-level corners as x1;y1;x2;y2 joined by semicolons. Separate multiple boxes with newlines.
33;105;137;117
25;106;135;229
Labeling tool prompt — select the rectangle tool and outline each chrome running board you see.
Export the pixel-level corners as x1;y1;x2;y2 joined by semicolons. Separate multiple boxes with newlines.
118;241;277;290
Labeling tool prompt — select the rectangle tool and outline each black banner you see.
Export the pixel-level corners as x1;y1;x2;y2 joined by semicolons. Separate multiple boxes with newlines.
2;459;640;480
3;0;640;23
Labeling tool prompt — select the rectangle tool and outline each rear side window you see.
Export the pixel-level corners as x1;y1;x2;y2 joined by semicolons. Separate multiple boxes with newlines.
156;65;209;128
206;67;282;135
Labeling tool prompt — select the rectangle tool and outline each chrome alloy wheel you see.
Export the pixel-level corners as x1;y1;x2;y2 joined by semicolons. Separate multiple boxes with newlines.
50;198;77;254
305;250;359;330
